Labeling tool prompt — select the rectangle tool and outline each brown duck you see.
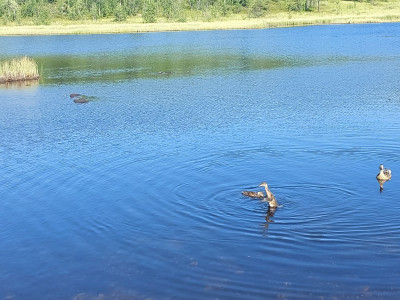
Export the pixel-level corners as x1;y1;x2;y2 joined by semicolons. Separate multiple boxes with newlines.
259;182;279;208
376;164;392;192
376;164;392;180
242;190;265;198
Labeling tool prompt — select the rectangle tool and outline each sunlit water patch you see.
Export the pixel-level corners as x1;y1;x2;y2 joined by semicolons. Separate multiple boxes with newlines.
1;23;400;300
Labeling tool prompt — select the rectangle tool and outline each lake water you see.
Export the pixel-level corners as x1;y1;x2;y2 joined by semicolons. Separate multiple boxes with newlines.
1;23;400;299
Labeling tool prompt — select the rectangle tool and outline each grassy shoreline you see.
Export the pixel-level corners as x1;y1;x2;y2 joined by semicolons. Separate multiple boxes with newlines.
0;1;399;36
1;16;399;36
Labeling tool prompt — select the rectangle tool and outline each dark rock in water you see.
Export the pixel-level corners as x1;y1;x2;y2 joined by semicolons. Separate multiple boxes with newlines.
73;97;90;103
70;93;98;104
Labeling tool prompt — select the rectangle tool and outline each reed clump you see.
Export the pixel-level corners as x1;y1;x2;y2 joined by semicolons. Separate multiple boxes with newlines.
0;57;39;83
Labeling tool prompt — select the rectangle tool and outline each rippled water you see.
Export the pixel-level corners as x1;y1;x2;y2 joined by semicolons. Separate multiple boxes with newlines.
1;24;400;300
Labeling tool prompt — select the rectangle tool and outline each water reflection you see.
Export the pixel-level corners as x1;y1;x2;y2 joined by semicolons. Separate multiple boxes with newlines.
264;206;277;229
0;79;39;90
37;53;301;85
32;52;394;86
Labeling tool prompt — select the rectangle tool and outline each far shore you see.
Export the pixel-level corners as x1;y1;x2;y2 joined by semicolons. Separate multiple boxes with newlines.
1;11;399;36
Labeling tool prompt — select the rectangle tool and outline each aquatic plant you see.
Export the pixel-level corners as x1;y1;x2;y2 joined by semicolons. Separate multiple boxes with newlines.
0;56;39;83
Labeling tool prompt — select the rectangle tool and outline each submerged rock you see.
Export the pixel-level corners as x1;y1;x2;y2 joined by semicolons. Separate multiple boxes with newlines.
70;93;97;104
70;93;82;98
73;97;90;103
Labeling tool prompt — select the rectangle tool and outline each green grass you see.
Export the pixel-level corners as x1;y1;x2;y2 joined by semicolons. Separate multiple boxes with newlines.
0;1;399;35
0;57;39;83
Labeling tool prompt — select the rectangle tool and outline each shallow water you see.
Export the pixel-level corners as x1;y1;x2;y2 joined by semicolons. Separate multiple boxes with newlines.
1;24;400;299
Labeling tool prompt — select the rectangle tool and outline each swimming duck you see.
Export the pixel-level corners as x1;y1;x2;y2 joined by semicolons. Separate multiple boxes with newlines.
259;182;279;208
242;191;265;198
376;164;392;181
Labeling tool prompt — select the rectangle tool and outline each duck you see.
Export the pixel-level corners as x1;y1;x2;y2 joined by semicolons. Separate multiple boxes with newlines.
376;164;392;181
259;182;279;208
242;190;265;198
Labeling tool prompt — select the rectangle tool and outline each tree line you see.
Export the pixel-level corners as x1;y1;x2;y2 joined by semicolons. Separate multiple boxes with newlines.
0;0;378;24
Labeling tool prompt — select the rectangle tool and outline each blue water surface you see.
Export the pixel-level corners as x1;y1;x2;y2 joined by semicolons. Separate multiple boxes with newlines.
1;23;400;300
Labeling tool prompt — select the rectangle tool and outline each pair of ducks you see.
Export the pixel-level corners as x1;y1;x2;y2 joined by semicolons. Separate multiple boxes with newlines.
242;182;278;208
243;164;392;206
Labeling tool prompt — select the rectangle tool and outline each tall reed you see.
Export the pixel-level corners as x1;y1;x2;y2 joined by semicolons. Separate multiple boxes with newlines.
0;57;39;83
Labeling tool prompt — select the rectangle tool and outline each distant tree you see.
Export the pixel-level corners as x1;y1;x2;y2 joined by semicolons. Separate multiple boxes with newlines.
19;0;51;24
36;2;50;24
305;0;321;11
114;2;127;21
286;0;303;11
67;0;87;20
0;0;389;24
1;0;20;22
89;2;99;19
125;0;142;16
20;0;36;17
142;0;156;22
171;0;186;22
248;0;269;17
216;0;229;16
